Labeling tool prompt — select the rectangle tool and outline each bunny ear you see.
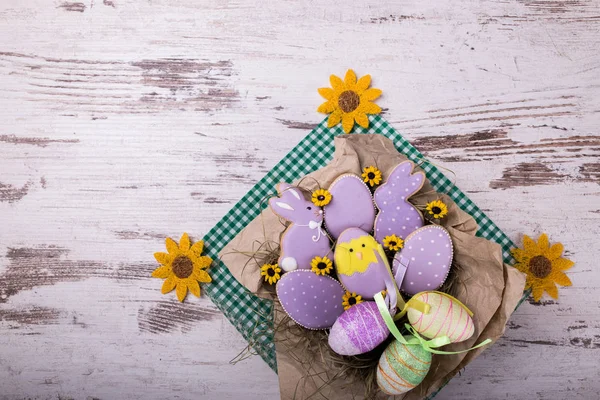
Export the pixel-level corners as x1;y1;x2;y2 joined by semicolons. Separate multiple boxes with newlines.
269;196;296;221
276;183;304;204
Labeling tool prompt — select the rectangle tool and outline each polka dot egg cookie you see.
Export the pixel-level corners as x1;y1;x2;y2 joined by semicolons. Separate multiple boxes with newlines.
276;270;345;330
392;225;453;296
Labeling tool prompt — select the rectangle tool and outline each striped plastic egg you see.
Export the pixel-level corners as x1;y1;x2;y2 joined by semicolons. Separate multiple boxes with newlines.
376;337;432;395
328;301;389;356
407;291;474;343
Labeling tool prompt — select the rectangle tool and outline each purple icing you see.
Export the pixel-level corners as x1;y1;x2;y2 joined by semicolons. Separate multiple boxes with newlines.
276;270;345;330
392;225;453;295
269;183;331;271
328;301;390;356
373;161;425;244
324;174;375;239
334;228;387;300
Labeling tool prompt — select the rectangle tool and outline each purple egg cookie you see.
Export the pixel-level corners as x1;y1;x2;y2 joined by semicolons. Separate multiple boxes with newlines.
276;270;345;330
334;228;394;302
324;174;375;239
328;301;390;356
392;225;453;296
373;161;425;244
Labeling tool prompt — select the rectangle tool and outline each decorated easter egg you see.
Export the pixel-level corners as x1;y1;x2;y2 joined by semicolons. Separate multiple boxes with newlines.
377;337;432;395
407;291;474;343
334;228;388;299
324;174;375;239
374;161;425;244
276;270;345;330
392;225;454;296
328;301;390;355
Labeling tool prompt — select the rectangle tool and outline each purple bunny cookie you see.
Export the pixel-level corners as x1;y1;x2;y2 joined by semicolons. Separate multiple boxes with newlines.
269;183;331;272
324;174;375;239
373;161;425;245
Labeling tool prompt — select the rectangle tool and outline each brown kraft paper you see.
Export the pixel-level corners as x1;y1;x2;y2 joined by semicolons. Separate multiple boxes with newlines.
220;134;526;399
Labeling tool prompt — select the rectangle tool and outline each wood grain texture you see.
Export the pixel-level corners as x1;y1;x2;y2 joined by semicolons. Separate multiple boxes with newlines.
0;0;598;399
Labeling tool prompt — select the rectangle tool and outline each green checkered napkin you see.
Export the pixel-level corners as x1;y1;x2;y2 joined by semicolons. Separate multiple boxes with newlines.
201;115;521;386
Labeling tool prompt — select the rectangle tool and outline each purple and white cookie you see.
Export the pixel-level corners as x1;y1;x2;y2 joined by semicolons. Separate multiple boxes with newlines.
276;270;345;330
392;225;453;295
323;174;375;239
269;183;331;271
373;161;425;244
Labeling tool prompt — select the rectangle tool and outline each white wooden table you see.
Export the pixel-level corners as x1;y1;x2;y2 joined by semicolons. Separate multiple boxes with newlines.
1;1;598;399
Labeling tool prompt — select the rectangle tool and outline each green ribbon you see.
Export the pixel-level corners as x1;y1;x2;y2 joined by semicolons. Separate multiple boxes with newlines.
374;292;492;355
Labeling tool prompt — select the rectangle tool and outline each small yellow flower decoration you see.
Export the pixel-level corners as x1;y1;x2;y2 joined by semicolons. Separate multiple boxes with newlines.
152;233;212;302
511;233;574;302
362;166;382;187
342;291;363;310
312;189;332;207
310;256;333;276
426;200;448;219
383;234;404;251
260;263;281;285
318;69;382;134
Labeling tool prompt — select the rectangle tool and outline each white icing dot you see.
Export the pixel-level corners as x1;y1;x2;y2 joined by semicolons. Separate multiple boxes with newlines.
324;300;327;303
284;291;287;294
304;302;307;305
406;217;410;221
412;182;415;186
411;257;415;261
443;265;447;268
301;282;304;285
392;183;395;186
418;237;422;241
410;282;414;285
409;246;412;249
392;218;395;222
314;306;317;309
434;274;439;278
439;234;443;237
427;283;431;287
294;298;296;301
405;188;409;192
445;244;449;248
403;226;406;229
421;248;424;251
415;225;419;229
388;191;392;195
314;296;317;299
292;288;295;291
388;228;391;231
418;272;422;275
302;291;305;295
428;262;432;265
431;240;435;243
311;285;314;288
383;201;387;205
437;253;440;256
401;196;405;200
297;310;299;313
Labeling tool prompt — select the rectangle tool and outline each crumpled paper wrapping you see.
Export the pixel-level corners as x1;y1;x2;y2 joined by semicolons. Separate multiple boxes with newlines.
220;134;526;399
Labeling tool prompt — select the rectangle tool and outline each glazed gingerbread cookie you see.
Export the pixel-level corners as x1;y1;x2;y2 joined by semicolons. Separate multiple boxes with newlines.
269;183;331;271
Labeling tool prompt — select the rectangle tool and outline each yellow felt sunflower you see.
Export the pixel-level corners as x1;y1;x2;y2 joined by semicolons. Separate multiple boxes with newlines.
152;233;212;302
312;189;332;207
426;200;448;219
310;256;333;276
342;291;363;310
511;233;573;302
383;234;404;251
318;69;382;133
362;166;382;187
261;263;281;285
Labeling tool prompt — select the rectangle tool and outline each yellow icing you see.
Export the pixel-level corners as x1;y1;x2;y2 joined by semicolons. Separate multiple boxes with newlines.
335;235;379;276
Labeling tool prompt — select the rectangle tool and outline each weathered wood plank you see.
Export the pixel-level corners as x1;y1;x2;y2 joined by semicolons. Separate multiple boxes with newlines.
0;0;598;399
